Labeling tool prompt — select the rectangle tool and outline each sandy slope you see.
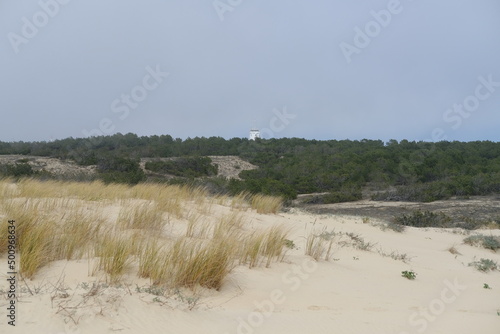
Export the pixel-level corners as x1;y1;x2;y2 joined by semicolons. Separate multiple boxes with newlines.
1;205;499;334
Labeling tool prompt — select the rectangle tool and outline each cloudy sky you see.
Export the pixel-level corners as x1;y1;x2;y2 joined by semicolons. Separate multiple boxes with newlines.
1;0;499;142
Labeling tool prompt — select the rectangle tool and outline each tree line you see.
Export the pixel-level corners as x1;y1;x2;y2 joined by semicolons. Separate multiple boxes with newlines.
0;133;498;202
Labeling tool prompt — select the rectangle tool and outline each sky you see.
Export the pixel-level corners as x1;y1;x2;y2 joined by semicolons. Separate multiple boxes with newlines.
1;0;499;143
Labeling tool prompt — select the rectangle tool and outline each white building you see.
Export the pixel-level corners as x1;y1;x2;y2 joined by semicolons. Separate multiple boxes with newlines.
249;129;260;140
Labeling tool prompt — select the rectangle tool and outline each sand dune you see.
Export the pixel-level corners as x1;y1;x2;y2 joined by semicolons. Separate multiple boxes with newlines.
0;188;499;334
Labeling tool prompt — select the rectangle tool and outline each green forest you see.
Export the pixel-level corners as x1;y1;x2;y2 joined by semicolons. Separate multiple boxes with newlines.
0;133;499;202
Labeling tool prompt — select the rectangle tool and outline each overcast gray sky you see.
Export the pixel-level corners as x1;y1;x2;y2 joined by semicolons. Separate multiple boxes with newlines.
1;0;499;142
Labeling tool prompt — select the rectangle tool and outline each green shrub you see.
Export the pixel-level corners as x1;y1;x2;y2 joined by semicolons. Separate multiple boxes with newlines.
394;210;453;228
97;156;145;185
464;235;500;251
372;182;452;202
469;258;498;272
145;157;218;178
303;187;362;204
0;162;35;177
401;270;417;280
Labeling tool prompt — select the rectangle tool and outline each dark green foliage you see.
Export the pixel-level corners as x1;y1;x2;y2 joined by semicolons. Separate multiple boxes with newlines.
145;157;218;178
373;174;500;202
97;156;145;185
303;187;362;204
401;270;417;280
372;182;452;202
0;163;34;177
227;178;297;200
395;210;499;230
0;135;499;200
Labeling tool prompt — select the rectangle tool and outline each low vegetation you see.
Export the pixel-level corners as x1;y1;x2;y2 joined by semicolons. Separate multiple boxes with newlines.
392;210;500;230
0;179;287;288
401;270;417;280
305;229;336;261
378;221;406;233
463;235;500;251
145;157;218;178
0;162;35;178
393;210;453;228
1;134;499;202
302;187;362;204
468;258;498;272
251;194;283;214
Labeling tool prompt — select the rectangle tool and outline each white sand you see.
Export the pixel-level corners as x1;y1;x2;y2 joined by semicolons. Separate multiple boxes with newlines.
1;204;499;334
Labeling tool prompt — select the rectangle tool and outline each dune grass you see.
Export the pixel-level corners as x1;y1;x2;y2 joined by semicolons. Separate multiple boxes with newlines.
0;198;57;278
240;231;266;268
94;232;133;283
54;210;103;260
305;228;336;261
171;238;236;290
137;237;164;280
239;225;290;268
185;212;211;239
118;201;166;232
18;219;56;278
0;178;291;289
261;225;290;267
251;194;283;214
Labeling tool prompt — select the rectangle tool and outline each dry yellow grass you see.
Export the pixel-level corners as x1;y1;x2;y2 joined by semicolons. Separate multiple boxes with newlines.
167;237;237;290
261;225;290;267
0;178;291;288
185;212;211;238
240;231;266;268
137;237;165;280
54;209;103;260
239;225;290;268
250;194;283;214
94;232;132;283
230;191;251;211
18;220;56;278
212;212;244;239
305;229;335;261
118;201;166;232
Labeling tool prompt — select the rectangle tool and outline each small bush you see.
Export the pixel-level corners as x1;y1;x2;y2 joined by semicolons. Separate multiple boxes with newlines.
377;249;411;262
401;270;417;280
0;162;35;178
464;235;500;251
381;221;406;233
394;210;453;228
469;258;498;272
345;232;375;251
284;239;296;249
97;156;145;185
